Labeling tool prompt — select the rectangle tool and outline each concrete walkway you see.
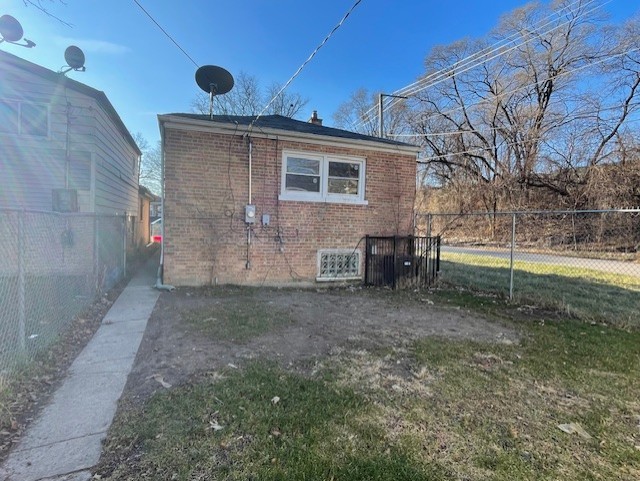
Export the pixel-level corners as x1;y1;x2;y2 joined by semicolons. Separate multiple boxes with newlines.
0;256;161;481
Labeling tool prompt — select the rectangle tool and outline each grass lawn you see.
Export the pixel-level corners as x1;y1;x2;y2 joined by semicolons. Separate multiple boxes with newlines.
440;253;640;328
183;295;295;343
99;291;640;481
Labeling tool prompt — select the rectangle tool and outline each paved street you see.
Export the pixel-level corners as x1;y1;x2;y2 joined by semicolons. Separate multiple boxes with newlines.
442;246;640;278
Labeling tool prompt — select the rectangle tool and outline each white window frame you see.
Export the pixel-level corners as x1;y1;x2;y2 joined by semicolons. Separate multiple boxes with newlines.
0;99;50;138
279;150;367;205
316;249;362;282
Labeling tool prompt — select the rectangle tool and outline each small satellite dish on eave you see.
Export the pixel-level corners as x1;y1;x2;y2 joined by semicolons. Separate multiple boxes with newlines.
0;14;23;42
195;65;234;119
64;45;85;70
0;14;35;47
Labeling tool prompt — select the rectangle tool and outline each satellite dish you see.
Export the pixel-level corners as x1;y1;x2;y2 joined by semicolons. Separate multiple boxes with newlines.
0;15;23;42
196;65;234;95
195;65;234;119
0;14;34;47
64;45;85;70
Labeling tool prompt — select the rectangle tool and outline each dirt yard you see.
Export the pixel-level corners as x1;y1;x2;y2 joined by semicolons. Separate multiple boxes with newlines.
121;286;518;406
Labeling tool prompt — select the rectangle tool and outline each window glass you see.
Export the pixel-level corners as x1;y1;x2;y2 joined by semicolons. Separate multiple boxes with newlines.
282;152;365;202
286;157;320;175
285;156;321;192
0;100;19;134
329;161;359;178
285;174;321;192
21;103;48;136
328;178;359;195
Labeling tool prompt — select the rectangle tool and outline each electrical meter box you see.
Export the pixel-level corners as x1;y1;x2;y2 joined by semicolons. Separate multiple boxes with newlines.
245;204;256;223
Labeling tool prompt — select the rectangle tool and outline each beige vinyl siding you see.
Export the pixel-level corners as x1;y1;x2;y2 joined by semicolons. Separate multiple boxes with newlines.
1;57;138;215
93;101;139;215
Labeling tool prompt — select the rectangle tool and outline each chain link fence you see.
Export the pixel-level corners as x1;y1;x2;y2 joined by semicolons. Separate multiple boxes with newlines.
0;210;127;382
416;209;640;327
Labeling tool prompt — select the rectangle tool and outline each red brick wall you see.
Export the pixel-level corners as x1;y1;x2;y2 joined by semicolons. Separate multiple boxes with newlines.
163;127;416;286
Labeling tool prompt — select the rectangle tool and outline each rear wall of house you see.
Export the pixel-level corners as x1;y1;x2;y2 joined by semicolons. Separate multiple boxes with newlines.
163;127;416;286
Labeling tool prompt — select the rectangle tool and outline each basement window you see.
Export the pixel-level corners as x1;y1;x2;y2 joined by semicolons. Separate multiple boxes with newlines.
317;249;361;281
280;151;367;204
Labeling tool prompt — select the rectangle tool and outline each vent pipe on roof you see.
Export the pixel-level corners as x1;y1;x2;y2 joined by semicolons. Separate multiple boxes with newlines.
308;110;322;126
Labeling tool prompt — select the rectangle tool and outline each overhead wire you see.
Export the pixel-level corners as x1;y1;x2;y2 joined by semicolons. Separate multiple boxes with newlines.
389;103;639;138
414;115;640;164
353;0;610;130
390;0;610;100
394;0;599;99
391;45;640;139
369;0;610;126
132;0;200;68
249;0;363;131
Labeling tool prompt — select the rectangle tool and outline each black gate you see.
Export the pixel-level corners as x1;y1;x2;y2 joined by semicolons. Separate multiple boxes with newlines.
364;235;440;289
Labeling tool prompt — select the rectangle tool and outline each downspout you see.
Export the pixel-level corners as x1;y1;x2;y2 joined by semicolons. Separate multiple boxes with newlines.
246;138;253;269
248;138;253;204
155;120;175;291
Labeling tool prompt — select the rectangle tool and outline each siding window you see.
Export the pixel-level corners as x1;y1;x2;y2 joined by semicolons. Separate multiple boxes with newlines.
317;249;361;281
280;151;366;204
0;100;19;134
21;103;48;136
0;100;48;137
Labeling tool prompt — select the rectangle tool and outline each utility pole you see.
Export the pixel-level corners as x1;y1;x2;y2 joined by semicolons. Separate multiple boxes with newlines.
378;93;407;138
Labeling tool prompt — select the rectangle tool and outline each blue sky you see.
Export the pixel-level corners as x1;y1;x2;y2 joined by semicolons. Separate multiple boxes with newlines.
2;1;638;146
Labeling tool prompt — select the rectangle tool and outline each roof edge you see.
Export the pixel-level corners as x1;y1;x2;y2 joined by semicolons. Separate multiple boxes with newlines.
158;114;421;155
1;50;140;156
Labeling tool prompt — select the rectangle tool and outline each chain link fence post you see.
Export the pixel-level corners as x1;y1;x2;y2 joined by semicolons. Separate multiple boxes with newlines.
18;210;26;353
122;215;127;278
509;212;516;300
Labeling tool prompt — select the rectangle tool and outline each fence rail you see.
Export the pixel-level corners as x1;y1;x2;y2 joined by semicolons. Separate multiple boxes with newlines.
416;209;640;327
0;210;127;380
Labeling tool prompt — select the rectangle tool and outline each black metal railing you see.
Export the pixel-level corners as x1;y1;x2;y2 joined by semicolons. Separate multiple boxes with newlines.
364;235;440;289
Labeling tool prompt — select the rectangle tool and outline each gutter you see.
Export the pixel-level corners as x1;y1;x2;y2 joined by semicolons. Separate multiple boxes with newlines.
154;119;174;292
158;115;421;156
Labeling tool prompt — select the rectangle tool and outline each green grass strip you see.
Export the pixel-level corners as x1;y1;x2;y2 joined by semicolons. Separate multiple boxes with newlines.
440;253;640;327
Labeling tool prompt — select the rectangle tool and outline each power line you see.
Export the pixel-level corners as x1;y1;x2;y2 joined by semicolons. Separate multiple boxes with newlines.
397;0;600;99
404;46;640;132
250;0;363;129
414;116;640;163
354;0;610;129
132;0;199;68
381;0;611;121
397;0;609;99
390;104;639;138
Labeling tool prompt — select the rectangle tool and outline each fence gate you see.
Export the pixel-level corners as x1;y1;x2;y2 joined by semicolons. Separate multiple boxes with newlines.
364;235;440;289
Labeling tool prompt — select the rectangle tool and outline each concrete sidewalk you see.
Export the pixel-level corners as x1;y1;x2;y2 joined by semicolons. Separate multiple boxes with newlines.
0;255;161;481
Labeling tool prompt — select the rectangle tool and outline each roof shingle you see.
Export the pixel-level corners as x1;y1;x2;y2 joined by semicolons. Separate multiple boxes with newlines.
165;113;416;148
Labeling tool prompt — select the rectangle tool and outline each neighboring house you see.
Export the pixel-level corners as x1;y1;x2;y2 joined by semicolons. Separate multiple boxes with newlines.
150;200;162;221
159;112;420;286
0;50;140;217
137;185;157;248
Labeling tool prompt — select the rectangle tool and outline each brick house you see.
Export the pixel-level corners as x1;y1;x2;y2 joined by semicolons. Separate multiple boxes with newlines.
158;112;420;286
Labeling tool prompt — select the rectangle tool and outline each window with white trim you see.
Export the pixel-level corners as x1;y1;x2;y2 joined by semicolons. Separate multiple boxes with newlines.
317;249;361;281
0;99;48;137
280;151;366;204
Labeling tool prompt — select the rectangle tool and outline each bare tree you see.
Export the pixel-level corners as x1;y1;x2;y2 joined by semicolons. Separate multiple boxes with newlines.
264;82;308;118
134;133;162;196
333;88;409;137
191;71;308;118
410;0;640;212
22;0;72;27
